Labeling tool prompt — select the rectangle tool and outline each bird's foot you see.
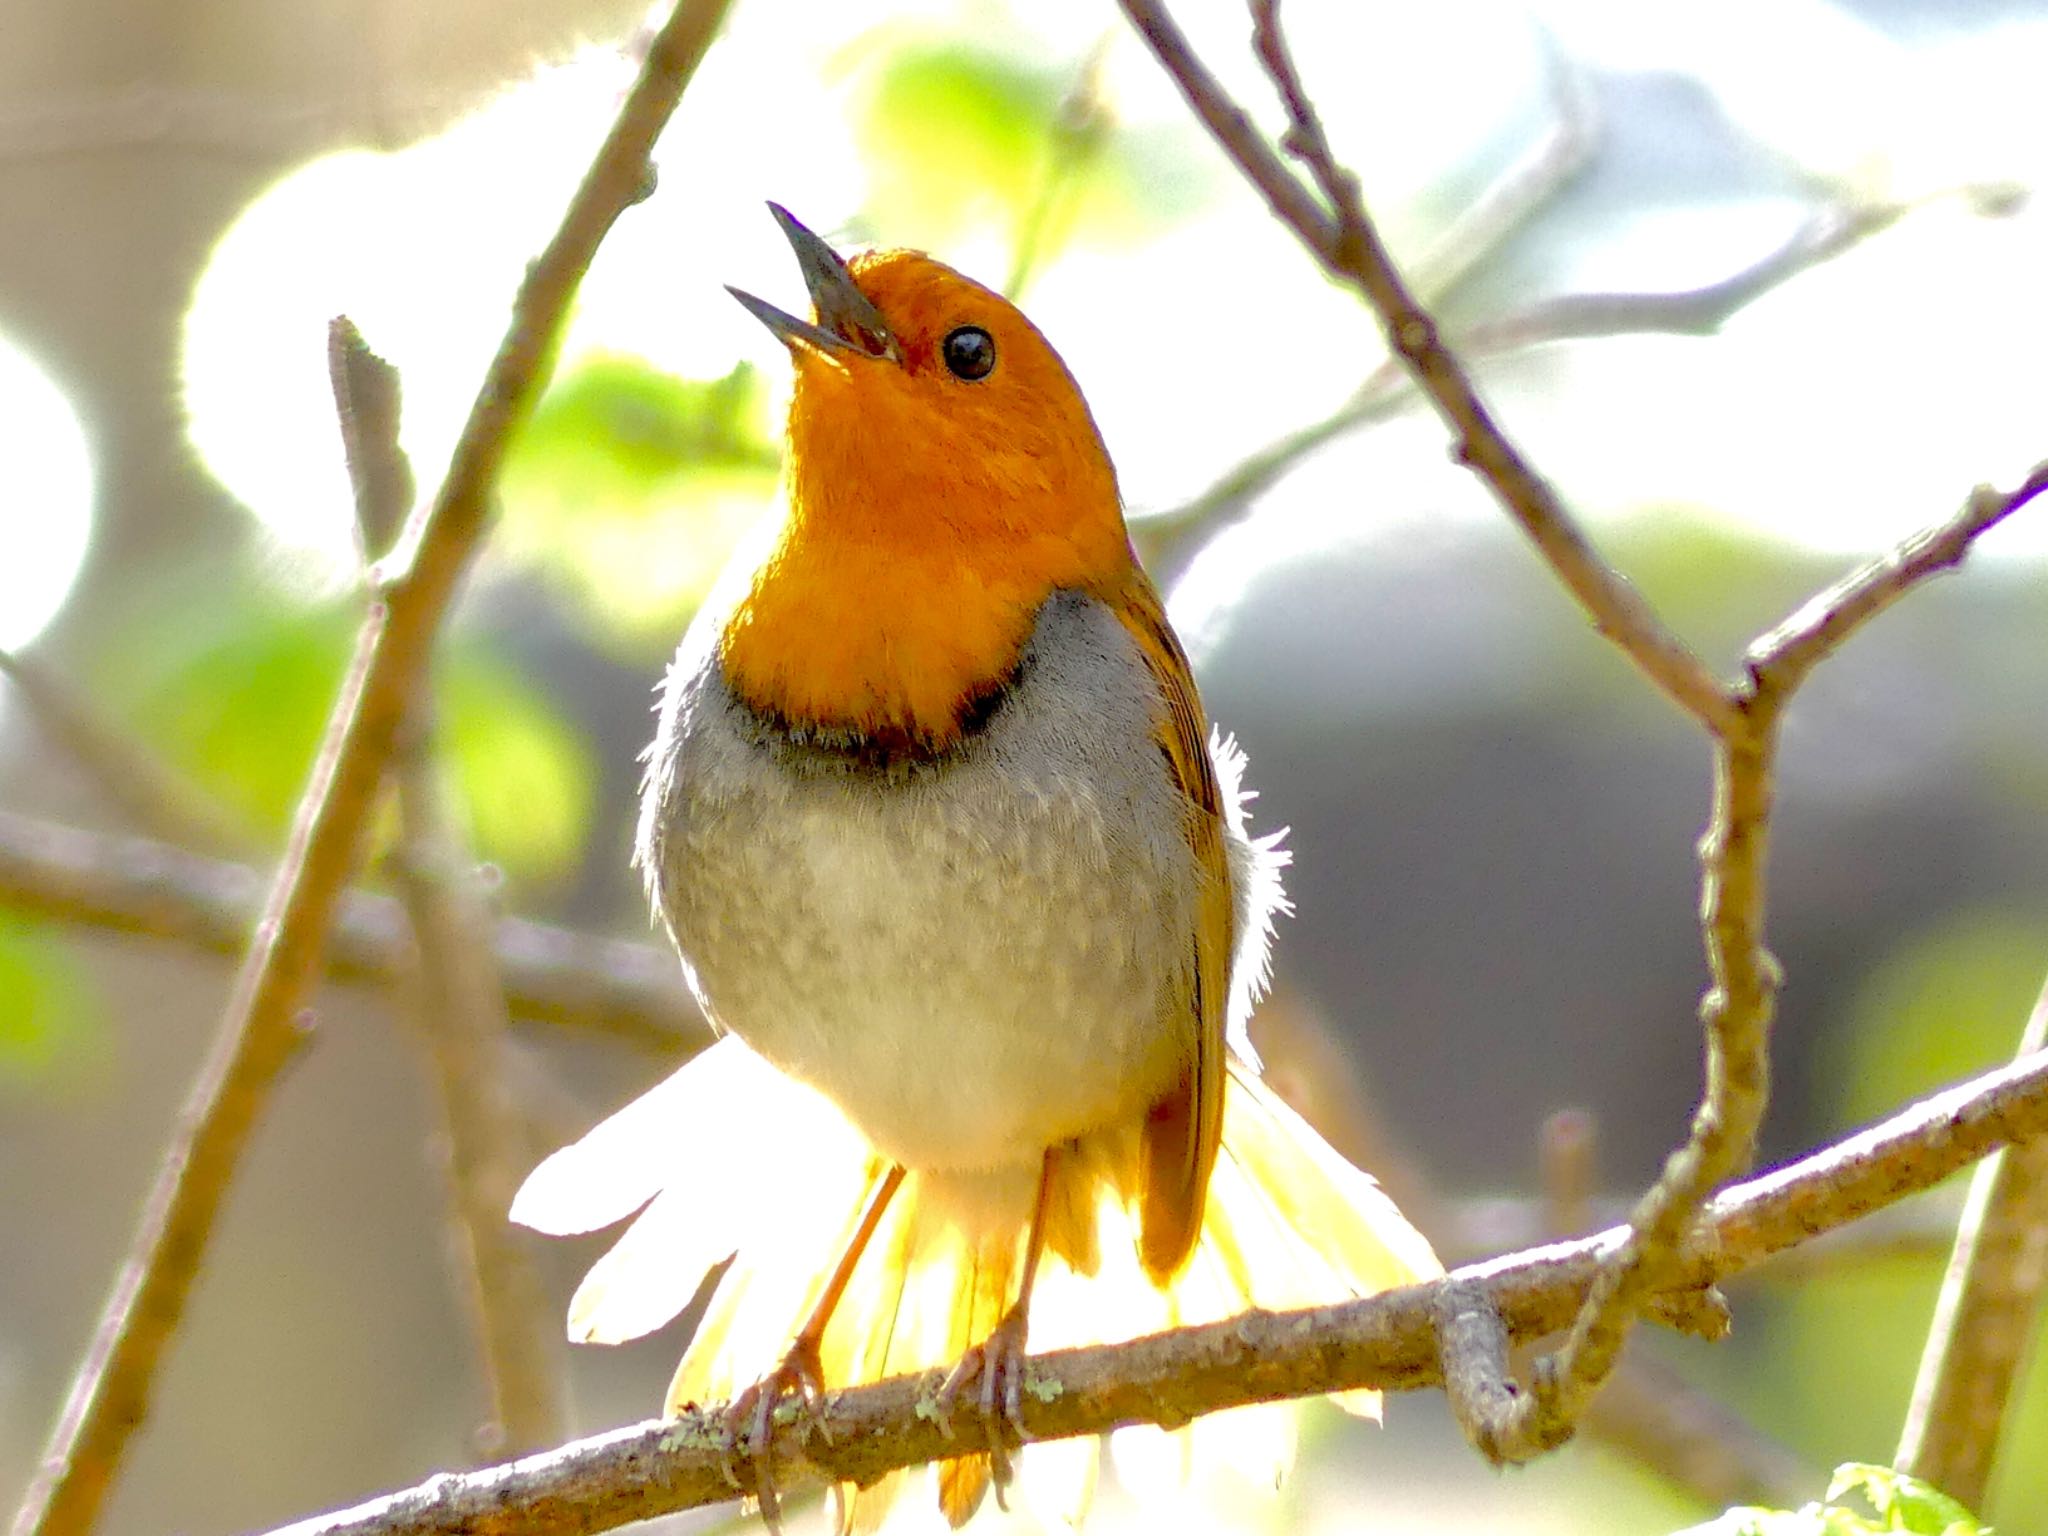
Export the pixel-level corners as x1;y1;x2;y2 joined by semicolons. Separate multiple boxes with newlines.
938;1305;1033;1502
724;1336;829;1534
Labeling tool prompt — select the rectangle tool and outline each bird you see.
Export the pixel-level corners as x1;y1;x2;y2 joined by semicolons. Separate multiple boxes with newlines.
511;204;1441;1532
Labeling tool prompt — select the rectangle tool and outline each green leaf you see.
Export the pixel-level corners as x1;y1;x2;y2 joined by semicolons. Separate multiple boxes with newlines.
506;355;778;505
499;354;779;646
109;591;596;885
855;36;1209;261
861;40;1062;223
1671;1464;1989;1536
1830;910;2048;1130
0;916;104;1092
438;650;597;885
1826;1464;1984;1534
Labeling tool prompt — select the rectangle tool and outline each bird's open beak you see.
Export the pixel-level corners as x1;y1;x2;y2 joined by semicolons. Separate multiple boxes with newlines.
727;204;901;364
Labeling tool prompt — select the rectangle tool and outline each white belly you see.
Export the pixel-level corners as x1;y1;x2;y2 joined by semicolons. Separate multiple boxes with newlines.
638;590;1206;1173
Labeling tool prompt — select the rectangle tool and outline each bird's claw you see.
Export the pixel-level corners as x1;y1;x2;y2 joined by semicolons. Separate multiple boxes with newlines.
938;1307;1033;1502
723;1338;828;1534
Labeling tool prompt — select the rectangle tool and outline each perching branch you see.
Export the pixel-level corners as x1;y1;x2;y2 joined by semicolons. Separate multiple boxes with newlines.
333;318;566;1457
5;7;731;1535
1118;0;2048;1468
0;808;702;1052
1895;962;2048;1507
254;1043;2048;1536
1534;1109;1822;1510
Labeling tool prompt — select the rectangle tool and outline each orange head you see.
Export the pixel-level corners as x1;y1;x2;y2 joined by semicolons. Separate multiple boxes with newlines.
719;205;1136;753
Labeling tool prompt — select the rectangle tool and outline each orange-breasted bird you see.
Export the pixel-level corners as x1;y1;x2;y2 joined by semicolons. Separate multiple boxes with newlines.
512;205;1441;1531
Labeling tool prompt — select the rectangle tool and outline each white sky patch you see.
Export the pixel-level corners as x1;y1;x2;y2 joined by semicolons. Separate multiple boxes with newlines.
0;334;93;651
175;0;2048;608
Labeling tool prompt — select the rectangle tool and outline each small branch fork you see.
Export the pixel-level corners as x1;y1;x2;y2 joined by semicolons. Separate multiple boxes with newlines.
256;1042;2048;1536
5;6;731;1536
1118;0;2048;1463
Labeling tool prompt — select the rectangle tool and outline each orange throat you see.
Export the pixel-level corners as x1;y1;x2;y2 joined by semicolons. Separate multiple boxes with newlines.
719;298;1134;751
718;524;1061;751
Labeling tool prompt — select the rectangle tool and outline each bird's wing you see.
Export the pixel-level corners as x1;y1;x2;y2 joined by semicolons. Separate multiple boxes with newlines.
1093;564;1231;1281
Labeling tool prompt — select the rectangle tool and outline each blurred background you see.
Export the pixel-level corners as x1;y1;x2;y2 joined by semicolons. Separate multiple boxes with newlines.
3;0;2048;1532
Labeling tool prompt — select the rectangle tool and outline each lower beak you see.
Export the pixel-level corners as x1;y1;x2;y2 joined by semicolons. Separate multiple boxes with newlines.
727;204;901;364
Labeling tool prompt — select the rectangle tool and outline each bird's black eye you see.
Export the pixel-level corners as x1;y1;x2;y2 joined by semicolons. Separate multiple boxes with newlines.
942;325;996;381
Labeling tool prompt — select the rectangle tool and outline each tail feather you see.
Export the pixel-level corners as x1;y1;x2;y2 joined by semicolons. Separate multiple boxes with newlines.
666;1154;890;1414
514;1037;1440;1531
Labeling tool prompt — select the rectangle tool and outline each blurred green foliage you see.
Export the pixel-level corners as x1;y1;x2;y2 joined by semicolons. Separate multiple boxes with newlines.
1676;1462;1986;1535
0;916;102;1092
1831;909;2048;1128
853;35;1207;279
1605;507;1836;670
511;356;777;497
1756;908;2048;1530
104;589;595;887
499;354;779;646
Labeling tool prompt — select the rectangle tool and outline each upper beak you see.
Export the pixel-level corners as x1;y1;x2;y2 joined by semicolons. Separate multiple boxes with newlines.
727;203;901;364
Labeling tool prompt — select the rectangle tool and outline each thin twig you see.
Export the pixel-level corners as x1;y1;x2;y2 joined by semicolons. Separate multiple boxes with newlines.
253;1043;2048;1536
6;8;731;1534
1138;196;1981;585
1746;459;2048;700
0;648;249;856
1119;0;1733;732
392;741;569;1456
1397;38;1597;306
334;318;565;1457
1896;961;2048;1507
0;808;702;1052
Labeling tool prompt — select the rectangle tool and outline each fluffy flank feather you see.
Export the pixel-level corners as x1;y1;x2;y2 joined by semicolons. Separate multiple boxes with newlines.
1211;727;1291;1063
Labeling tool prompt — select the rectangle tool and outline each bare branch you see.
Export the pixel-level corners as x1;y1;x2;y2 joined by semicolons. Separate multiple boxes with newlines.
0;808;701;1051
333;316;566;1456
1747;459;2048;702
392;739;569;1456
1112;0;1341;267
1896;960;2048;1506
255;1044;2048;1536
1397;42;1597;304
1138;191;2009;586
0;648;249;856
6;8;732;1534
